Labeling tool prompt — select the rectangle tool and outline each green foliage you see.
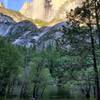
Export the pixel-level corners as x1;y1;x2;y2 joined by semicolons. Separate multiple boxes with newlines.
0;37;23;95
0;37;22;77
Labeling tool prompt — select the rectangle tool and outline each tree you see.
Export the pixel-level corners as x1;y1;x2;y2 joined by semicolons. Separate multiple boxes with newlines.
31;51;47;100
69;0;100;99
0;37;22;96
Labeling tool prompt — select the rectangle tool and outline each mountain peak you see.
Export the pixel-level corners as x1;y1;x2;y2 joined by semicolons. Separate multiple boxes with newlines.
20;0;83;22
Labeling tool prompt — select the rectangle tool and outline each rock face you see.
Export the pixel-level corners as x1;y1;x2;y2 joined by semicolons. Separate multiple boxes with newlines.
20;0;83;22
0;13;73;49
0;6;27;22
0;13;38;46
0;13;15;23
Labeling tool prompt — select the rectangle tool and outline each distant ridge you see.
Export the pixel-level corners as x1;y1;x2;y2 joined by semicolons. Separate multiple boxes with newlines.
0;3;27;22
0;0;83;27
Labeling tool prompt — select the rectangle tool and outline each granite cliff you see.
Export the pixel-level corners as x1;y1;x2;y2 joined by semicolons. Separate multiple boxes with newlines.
20;0;83;22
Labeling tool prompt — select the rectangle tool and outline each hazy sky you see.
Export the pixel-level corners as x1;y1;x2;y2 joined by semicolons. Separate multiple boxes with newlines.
0;0;31;11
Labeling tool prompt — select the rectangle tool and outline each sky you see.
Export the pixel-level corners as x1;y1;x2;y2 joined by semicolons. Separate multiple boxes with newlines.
0;0;32;11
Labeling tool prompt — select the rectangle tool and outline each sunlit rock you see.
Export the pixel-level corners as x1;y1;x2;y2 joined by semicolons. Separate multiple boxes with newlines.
20;0;83;22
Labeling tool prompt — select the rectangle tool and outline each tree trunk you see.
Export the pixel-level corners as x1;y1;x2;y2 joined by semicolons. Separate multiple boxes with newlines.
86;91;90;99
32;84;38;100
40;86;46;97
85;85;91;100
93;86;96;98
94;0;100;46
90;25;100;100
32;87;36;100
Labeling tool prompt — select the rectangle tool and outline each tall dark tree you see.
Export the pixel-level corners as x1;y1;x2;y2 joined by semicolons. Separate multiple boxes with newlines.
72;0;100;100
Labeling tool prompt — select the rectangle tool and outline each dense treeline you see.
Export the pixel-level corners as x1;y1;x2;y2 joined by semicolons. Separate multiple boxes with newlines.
0;37;23;96
0;24;100;100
